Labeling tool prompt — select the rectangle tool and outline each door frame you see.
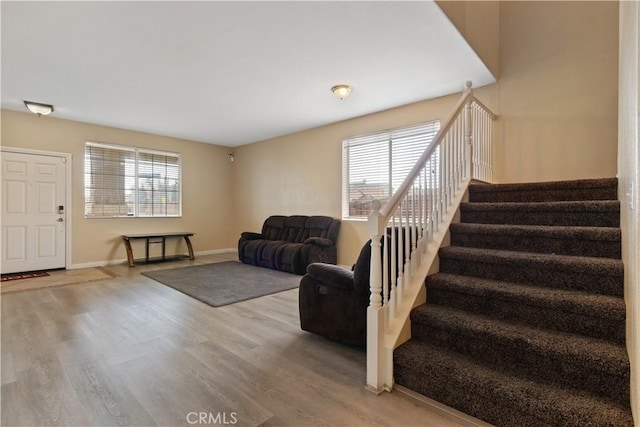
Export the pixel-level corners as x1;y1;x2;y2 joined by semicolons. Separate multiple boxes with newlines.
1;146;73;270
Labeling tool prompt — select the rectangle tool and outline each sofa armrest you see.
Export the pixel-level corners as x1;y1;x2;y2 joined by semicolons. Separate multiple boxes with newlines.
241;232;264;240
303;237;334;247
306;263;354;290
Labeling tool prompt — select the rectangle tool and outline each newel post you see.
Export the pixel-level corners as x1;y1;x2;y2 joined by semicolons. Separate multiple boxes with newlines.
464;81;474;180
366;199;385;393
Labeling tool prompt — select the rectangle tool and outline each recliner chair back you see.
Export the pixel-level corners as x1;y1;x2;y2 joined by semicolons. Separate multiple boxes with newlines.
352;230;412;295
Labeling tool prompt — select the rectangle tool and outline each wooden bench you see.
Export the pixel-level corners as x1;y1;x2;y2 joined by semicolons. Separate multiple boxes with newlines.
122;232;195;267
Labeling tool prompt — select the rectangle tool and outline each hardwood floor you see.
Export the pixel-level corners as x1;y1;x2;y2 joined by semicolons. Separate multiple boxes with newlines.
1;254;488;427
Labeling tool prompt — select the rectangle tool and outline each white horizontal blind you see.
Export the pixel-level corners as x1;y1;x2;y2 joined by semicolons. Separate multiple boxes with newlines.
342;120;440;219
84;142;181;218
137;151;180;217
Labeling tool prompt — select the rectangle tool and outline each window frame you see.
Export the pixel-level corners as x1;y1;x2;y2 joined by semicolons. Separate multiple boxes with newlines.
341;119;440;221
84;141;183;218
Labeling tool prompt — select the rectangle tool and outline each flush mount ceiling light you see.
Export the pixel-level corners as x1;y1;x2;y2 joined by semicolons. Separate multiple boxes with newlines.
24;100;54;117
331;85;352;100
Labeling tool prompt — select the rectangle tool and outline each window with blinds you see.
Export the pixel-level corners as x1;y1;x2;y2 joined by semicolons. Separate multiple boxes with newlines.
342;120;440;219
84;142;181;218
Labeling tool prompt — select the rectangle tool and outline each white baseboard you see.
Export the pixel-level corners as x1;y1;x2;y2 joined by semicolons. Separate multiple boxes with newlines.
195;248;237;256
68;248;237;270
69;259;128;269
394;385;493;427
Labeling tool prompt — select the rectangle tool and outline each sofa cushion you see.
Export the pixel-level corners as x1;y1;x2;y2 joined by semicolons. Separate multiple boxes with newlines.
239;239;269;266
258;240;287;269
275;242;304;273
262;216;287;240
241;231;263;240
303;237;334;247
305;216;339;242
282;216;309;243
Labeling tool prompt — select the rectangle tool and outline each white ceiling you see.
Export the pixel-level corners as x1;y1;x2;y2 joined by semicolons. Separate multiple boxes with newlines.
1;1;495;147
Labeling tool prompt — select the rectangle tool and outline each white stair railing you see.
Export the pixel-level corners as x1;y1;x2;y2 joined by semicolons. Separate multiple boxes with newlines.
366;82;496;393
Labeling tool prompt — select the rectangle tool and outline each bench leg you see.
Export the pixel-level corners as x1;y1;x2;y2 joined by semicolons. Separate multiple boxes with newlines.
145;238;150;263
184;235;195;260
123;238;135;267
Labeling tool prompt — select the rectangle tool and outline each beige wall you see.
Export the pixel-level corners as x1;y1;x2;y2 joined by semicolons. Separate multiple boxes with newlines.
437;0;500;78
495;1;619;183
1;110;236;267
618;1;639;422
233;93;479;266
419;1;619;184
233;1;619;263
1;1;621;268
0;1;630;419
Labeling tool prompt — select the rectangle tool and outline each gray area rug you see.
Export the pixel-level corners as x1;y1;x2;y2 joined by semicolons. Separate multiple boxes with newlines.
142;261;300;307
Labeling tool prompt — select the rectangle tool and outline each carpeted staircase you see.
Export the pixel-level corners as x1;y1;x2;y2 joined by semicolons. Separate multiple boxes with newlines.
394;178;633;426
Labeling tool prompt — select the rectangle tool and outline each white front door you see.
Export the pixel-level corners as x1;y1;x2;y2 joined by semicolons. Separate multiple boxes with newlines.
1;151;67;274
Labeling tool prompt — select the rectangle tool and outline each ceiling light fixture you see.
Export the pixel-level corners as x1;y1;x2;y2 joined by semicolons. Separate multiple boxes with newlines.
24;100;54;117
331;85;352;100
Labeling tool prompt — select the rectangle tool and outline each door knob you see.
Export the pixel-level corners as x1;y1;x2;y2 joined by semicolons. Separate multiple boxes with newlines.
57;218;64;222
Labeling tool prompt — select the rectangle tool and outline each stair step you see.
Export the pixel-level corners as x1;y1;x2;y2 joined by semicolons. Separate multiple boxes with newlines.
409;305;630;405
468;178;618;202
427;273;626;343
439;246;623;296
394;340;633;427
398;177;631;425
460;200;620;227
450;223;621;258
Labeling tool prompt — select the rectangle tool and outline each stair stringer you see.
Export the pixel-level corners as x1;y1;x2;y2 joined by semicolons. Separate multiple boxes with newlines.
380;177;470;392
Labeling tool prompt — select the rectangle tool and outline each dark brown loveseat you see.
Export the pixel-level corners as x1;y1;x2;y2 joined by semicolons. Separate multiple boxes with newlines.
238;215;340;275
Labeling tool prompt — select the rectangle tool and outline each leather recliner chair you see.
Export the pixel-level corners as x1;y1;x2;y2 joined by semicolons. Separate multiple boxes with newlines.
298;238;377;346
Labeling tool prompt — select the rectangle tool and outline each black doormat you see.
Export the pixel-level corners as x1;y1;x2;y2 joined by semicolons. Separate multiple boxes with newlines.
1;271;50;282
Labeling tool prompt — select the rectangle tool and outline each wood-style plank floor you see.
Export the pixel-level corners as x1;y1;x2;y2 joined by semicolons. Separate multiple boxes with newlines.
1;253;487;427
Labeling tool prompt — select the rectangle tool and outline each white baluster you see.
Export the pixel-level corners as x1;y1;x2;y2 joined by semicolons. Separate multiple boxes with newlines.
404;197;410;282
454;118;459;188
384;232;394;323
391;214;397;306
366;199;385;393
438;144;443;227
444;135;450;211
411;183;417;276
480;106;485;181
366;84;496;395
483;107;487;179
368;199;383;310
421;167;427;254
397;200;403;288
465;96;473;181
